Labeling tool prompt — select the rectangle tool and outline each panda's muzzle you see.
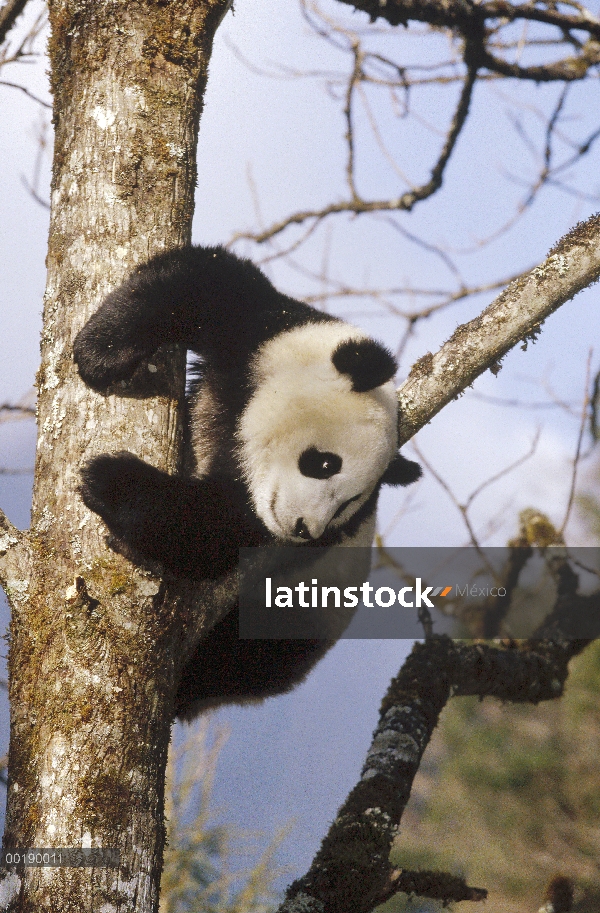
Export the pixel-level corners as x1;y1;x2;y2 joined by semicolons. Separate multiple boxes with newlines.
294;492;363;541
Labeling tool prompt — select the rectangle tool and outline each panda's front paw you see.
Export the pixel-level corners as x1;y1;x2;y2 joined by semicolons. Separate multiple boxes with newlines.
80;452;147;530
73;324;147;393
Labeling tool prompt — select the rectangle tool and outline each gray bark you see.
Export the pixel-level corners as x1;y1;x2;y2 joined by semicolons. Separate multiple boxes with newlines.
0;1;233;911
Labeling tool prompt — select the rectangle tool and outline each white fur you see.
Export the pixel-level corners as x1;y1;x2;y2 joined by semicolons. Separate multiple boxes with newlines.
237;322;398;541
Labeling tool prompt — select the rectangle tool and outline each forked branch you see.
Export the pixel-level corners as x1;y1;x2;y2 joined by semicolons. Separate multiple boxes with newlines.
232;48;478;246
277;627;593;913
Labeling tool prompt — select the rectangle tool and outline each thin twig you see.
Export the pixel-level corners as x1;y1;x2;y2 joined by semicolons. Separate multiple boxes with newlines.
469;391;576;410
232;44;479;246
0;391;36;424
344;40;361;200
465;429;541;510
560;349;593;536
0;79;51;107
411;440;487;554
591;368;600;440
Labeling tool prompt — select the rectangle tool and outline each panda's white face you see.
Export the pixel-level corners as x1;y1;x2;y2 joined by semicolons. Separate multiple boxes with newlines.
237;323;398;542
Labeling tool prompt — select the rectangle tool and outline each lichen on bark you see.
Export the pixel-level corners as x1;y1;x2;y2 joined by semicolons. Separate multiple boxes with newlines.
1;2;233;911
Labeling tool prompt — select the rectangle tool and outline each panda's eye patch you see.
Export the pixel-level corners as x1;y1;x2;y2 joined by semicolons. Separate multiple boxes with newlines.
298;448;342;479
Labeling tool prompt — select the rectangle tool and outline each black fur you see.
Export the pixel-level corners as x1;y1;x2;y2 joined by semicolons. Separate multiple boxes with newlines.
80;452;268;579
332;338;397;392
175;608;332;717
380;452;422;487
74;245;420;717
74;245;334;395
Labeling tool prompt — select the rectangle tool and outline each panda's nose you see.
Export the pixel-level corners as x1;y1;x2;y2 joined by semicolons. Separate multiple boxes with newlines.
294;518;313;540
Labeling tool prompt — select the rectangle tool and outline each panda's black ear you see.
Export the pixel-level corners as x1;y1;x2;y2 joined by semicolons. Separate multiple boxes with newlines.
332;339;397;392
381;452;422;487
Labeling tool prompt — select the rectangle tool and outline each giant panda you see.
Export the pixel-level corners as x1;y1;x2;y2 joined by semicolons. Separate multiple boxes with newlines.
73;245;421;717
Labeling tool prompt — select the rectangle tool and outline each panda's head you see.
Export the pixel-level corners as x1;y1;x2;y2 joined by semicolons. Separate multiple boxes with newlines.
237;322;420;542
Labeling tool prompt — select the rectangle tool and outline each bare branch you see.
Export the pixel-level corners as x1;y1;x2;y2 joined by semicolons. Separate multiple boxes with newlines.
20;174;50;208
276;633;592;913
332;0;600;87
0;390;37;423
378;214;463;281
468;391;577;410
412;440;484;550
302;273;522;313
483;0;600;37
0;4;45;69
232;45;478;245
336;0;600;40
465;429;541;510
0;467;34;475
357;84;413;186
412;430;540;551
560;349;593;536
0;79;51;107
480;41;600;83
20;113;52;208
377;868;488;905
344;40;361;199
0;0;29;47
591;367;600;440
0;506;31;592
396;213;600;445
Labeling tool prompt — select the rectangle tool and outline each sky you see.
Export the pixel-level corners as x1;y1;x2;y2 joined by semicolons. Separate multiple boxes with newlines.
1;0;600;893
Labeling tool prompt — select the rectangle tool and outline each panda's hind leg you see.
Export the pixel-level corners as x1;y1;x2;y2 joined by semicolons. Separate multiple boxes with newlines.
176;606;333;717
80;452;261;579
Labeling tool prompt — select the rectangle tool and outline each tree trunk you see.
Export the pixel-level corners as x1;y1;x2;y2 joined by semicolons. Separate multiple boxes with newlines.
0;1;233;910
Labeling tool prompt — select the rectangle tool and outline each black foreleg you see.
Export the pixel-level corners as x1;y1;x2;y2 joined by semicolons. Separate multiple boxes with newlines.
73;245;298;391
175;605;333;718
80;452;264;579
